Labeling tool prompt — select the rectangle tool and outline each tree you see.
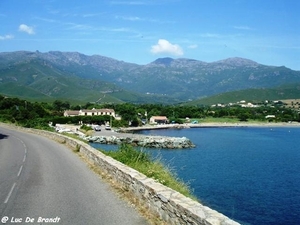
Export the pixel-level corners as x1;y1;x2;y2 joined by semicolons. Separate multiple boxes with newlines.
238;112;250;121
116;103;137;123
52;100;70;112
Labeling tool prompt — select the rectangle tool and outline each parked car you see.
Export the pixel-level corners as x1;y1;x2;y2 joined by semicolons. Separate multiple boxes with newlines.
93;125;101;131
105;125;111;130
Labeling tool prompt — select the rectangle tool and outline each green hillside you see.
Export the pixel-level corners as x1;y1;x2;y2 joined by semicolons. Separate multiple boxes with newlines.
0;58;144;104
185;83;300;105
1;51;300;104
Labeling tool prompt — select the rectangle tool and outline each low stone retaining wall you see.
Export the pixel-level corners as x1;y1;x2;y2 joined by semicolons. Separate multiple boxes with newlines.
85;135;195;149
7;125;240;225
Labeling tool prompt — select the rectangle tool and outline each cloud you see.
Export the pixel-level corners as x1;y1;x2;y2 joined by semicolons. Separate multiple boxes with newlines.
233;26;253;30
0;34;14;40
151;39;183;56
115;15;142;21
18;24;35;34
188;44;198;49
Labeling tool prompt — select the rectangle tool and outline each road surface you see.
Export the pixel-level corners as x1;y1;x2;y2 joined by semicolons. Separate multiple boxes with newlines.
0;126;148;225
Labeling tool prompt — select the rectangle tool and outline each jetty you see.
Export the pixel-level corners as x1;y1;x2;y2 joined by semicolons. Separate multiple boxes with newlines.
85;134;195;149
64;124;196;149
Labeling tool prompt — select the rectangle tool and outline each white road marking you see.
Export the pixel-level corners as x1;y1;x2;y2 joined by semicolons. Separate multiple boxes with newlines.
4;182;16;204
4;136;28;204
22;142;27;154
17;165;23;177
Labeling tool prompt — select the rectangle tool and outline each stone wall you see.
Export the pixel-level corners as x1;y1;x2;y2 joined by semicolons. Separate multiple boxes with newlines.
15;126;240;225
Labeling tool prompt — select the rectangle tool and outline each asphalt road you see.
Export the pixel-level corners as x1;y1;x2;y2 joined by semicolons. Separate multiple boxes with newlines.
0;126;148;225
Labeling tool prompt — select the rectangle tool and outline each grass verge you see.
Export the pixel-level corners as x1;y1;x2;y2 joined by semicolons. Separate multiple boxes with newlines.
99;143;197;201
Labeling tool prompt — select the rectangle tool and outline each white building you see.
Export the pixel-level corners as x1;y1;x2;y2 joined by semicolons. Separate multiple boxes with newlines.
149;116;168;124
64;108;116;118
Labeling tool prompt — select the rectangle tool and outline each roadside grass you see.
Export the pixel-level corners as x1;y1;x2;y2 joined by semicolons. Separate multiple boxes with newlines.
100;143;197;201
80;124;93;131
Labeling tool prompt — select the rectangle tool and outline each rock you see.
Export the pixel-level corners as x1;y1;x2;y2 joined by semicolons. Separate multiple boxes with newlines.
85;134;195;149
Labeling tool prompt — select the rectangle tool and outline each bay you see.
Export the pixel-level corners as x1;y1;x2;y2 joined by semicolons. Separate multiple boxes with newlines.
91;127;300;225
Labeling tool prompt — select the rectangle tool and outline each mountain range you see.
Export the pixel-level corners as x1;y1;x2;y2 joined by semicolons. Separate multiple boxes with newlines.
1;51;300;104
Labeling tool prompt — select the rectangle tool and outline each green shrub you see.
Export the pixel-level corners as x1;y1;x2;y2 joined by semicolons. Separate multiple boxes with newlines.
80;124;93;131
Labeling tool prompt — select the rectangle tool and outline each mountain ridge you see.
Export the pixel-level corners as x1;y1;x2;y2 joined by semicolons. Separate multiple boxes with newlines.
1;51;300;104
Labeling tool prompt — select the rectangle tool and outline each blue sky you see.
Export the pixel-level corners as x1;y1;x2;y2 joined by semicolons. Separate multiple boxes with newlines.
1;0;299;70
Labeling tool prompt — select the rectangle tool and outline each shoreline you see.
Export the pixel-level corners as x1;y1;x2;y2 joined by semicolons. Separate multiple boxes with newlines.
56;122;300;137
120;121;300;132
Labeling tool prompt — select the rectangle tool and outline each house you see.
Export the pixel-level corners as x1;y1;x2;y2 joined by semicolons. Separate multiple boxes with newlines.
64;108;116;118
149;116;168;124
63;110;80;117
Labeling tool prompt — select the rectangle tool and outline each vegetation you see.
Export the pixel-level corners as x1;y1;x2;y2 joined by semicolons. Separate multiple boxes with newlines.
187;83;300;105
0;95;299;131
80;124;93;132
101;144;196;200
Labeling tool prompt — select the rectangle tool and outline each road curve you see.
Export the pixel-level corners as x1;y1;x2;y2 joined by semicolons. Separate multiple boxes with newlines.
0;126;148;225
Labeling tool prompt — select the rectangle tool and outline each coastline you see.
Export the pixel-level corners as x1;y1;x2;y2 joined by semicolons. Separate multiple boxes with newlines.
120;121;300;132
56;121;300;137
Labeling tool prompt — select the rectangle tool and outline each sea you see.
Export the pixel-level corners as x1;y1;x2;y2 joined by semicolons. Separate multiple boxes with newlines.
90;126;300;225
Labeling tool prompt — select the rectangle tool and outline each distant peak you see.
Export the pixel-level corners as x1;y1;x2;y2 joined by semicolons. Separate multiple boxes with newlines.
151;57;174;66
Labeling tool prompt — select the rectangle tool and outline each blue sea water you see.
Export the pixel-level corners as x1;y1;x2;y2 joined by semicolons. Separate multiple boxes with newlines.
91;127;300;225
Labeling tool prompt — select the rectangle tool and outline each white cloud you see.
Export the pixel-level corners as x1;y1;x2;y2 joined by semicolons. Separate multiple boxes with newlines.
233;26;253;30
0;34;14;40
115;15;142;21
19;24;35;34
151;39;183;56
188;44;198;49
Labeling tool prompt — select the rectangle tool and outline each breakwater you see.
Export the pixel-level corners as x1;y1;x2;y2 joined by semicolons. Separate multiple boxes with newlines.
85;135;195;149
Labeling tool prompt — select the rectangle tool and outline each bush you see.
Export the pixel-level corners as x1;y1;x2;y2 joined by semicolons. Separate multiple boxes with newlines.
80;124;93;131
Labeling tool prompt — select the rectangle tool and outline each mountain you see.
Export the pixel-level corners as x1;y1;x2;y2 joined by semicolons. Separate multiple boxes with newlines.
0;51;175;103
1;51;300;104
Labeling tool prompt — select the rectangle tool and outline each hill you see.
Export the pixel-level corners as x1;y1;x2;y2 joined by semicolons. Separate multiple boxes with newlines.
185;83;300;105
1;51;300;103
